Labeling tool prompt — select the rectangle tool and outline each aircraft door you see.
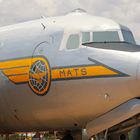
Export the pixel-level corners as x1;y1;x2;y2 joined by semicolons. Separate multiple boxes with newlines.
32;41;54;66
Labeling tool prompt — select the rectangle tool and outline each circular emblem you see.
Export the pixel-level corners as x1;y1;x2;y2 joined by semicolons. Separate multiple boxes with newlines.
29;58;51;96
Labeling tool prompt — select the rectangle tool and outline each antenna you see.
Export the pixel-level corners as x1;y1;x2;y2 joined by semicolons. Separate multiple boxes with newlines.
41;15;46;19
41;23;46;30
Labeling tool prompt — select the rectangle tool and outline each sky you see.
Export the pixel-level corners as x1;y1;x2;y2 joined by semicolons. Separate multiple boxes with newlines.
0;0;139;43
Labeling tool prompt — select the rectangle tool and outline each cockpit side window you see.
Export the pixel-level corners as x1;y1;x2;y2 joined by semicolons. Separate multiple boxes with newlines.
93;31;120;42
66;34;80;49
122;30;136;44
82;32;90;43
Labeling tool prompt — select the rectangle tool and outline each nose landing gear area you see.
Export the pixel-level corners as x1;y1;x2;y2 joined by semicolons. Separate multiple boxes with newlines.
0;128;139;140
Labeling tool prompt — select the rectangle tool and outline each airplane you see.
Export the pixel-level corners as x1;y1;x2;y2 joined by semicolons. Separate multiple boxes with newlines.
0;8;140;140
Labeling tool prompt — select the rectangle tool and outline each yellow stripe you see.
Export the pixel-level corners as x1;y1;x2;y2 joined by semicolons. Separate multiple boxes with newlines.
8;75;29;83
52;66;118;80
3;67;29;76
0;57;45;69
0;57;120;84
0;59;32;69
86;66;118;76
0;57;49;83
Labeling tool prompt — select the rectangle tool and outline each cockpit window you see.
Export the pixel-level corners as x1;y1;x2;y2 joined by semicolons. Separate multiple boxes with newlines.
82;32;90;43
122;30;136;44
93;31;120;42
66;34;80;49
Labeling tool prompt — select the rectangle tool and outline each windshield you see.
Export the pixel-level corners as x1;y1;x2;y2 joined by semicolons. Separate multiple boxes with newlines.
93;31;120;42
82;31;120;44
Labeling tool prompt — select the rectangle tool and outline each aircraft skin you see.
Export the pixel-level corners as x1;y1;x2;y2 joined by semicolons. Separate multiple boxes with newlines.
0;9;140;137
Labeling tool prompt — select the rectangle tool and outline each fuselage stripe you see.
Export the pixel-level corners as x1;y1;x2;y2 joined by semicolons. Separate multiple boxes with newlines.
0;56;129;85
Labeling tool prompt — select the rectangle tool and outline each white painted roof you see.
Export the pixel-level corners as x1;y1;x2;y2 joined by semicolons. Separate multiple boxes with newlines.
0;9;130;33
47;9;122;31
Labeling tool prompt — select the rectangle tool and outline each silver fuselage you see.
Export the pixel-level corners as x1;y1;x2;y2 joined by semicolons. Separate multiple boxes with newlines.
0;12;140;134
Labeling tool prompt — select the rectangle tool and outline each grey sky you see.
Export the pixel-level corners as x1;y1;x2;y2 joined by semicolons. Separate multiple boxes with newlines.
0;0;139;43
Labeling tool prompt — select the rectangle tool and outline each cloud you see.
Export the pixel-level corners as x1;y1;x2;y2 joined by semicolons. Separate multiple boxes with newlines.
0;0;139;43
